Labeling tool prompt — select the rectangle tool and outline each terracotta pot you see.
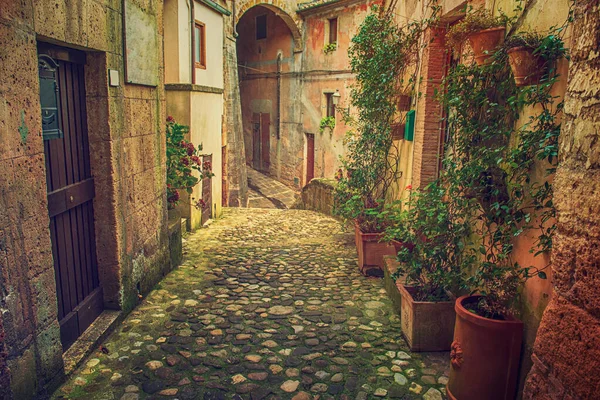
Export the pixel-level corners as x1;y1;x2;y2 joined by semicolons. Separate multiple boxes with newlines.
399;285;456;352
447;295;523;400
467;27;506;66
507;46;546;87
354;223;396;277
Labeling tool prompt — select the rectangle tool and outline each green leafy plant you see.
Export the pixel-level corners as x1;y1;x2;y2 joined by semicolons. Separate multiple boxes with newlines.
166;116;214;209
323;42;337;54
437;32;566;318
385;181;475;301
334;5;438;232
446;8;508;50
319;116;336;133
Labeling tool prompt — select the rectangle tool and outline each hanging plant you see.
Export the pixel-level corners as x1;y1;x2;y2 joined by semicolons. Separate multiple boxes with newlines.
319;116;336;133
446;8;508;65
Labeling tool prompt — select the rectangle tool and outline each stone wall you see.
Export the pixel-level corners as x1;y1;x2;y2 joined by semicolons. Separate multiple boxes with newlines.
523;1;600;398
293;178;338;216
0;0;170;397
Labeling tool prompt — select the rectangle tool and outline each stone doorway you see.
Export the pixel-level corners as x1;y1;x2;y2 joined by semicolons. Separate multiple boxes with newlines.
38;43;103;350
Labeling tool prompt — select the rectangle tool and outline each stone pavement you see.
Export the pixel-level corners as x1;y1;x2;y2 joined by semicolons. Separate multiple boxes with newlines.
54;209;448;400
247;168;299;209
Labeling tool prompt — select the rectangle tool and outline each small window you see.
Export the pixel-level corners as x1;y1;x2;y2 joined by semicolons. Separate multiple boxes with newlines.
194;21;206;69
328;18;338;45
325;93;335;118
256;14;267;40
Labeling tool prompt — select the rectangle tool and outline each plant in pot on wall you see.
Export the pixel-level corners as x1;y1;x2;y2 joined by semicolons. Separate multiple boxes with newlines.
446;8;508;66
334;7;434;276
385;181;475;351
166;116;214;219
505;32;568;87
439;30;564;399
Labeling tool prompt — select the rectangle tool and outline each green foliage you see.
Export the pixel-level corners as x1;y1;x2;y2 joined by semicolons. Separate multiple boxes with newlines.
323;42;337;54
446;8;508;50
438;32;565;318
334;5;437;232
385;181;475;301
319;116;336;133
166;117;214;209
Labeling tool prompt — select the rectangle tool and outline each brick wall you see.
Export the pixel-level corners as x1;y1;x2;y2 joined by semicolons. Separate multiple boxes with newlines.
412;26;446;188
523;1;600;398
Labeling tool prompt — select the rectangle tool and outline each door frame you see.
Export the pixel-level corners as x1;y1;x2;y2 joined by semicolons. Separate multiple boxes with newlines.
38;42;121;346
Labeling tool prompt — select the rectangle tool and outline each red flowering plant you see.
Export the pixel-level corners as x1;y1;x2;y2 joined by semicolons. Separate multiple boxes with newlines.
166;117;214;209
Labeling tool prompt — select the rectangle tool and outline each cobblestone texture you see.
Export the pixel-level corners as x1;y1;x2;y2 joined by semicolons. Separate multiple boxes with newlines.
247;168;299;209
54;209;448;399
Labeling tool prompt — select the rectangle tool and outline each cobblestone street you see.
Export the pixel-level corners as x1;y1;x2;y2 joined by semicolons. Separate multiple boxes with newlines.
55;209;448;400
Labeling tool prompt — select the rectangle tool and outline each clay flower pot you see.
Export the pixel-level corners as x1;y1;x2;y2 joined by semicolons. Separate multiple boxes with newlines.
507;46;546;87
354;223;396;277
446;295;523;400
390;239;415;254
399;285;456;351
467;27;506;66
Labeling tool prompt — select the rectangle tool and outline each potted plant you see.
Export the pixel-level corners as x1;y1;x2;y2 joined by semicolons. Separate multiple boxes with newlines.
446;8;507;66
505;32;567;87
385;182;474;351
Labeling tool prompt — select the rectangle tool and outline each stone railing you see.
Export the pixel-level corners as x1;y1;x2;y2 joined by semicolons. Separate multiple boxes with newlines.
292;178;337;216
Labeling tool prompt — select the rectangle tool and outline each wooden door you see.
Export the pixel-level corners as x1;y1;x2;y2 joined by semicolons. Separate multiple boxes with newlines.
306;133;315;184
38;45;102;350
252;113;270;172
201;155;212;224
252;114;261;170
260;113;270;172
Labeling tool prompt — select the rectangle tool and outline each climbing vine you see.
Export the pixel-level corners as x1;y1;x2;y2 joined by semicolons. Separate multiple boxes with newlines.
334;5;439;231
438;30;568;317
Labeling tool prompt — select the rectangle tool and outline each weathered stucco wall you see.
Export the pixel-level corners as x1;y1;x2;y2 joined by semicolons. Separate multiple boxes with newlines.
391;0;571;395
524;1;600;398
164;0;226;227
0;0;169;397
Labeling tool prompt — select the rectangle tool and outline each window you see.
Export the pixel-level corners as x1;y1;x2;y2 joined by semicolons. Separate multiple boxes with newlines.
256;14;267;40
328;17;338;45
325;92;335;118
194;21;206;69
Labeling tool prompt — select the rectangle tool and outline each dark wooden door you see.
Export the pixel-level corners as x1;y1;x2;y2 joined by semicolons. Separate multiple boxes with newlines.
201;155;212;224
306;133;315;184
38;45;103;350
252;113;270;172
260;113;270;172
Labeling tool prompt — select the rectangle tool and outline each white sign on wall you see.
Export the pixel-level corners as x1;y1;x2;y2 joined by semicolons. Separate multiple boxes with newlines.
123;0;159;86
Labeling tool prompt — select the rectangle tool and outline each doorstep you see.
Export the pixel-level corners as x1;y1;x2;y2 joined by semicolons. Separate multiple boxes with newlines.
62;310;122;375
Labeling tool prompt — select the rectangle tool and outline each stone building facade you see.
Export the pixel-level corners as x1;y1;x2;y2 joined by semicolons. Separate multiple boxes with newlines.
389;0;573;395
0;0;173;397
235;0;377;190
523;0;600;398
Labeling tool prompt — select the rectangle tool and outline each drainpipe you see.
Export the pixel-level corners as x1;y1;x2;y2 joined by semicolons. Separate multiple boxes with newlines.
232;0;238;37
277;53;282;140
190;0;195;84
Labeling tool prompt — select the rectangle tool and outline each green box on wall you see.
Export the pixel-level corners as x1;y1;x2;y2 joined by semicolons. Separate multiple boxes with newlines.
405;110;415;141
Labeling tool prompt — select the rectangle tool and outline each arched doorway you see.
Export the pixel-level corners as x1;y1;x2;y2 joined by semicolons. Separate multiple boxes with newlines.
236;5;305;194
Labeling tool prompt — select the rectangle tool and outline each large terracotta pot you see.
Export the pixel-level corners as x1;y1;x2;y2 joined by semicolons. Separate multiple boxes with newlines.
354;223;395;277
447;295;523;400
467;27;506;66
507;46;545;87
399;285;455;352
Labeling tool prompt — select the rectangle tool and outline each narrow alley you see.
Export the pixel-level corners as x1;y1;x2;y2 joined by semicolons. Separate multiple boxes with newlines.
246;169;299;209
55;209;448;400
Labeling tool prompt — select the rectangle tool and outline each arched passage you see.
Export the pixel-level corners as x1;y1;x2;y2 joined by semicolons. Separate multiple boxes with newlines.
236;5;304;190
236;1;303;52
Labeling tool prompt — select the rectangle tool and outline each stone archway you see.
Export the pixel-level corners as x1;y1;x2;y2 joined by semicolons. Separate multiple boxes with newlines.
235;0;303;52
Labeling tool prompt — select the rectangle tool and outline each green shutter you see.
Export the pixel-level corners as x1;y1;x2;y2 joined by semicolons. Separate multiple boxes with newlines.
404;110;415;141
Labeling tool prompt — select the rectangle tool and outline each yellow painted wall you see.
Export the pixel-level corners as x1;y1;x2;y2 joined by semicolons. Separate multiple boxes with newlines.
194;0;225;89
